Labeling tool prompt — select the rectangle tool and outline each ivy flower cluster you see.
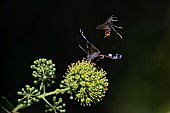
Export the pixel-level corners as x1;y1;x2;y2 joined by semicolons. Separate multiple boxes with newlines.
17;85;40;106
30;58;56;89
60;59;109;106
45;97;66;113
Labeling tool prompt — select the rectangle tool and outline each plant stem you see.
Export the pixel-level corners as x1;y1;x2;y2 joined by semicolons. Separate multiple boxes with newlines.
12;103;26;113
38;87;70;98
12;87;70;112
42;97;57;113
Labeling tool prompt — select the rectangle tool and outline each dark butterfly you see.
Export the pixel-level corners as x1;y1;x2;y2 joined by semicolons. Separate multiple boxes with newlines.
96;15;123;38
79;29;122;61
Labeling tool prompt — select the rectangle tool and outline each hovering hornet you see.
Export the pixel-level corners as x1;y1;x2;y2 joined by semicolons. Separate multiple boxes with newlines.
79;29;122;61
96;15;123;38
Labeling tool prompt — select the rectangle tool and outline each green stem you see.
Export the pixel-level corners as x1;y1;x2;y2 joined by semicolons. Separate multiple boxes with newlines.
11;87;70;113
42;97;57;113
38;87;69;98
43;84;46;94
1;105;10;113
12;103;26;113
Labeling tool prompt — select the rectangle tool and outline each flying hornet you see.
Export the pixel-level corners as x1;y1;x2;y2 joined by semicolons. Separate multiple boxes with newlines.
79;29;122;61
96;15;123;38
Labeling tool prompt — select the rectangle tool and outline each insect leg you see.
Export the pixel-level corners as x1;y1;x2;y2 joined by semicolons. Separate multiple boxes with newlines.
112;24;123;29
111;15;118;19
111;26;123;38
108;15;118;22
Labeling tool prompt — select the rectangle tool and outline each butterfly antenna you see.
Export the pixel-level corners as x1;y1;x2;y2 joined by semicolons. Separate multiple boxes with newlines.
80;29;88;41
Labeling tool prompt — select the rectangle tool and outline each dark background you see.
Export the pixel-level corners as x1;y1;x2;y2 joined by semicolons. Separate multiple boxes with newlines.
1;0;170;113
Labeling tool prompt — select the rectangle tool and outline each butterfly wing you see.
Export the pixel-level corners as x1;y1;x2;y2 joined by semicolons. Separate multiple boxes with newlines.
96;23;107;30
79;29;100;60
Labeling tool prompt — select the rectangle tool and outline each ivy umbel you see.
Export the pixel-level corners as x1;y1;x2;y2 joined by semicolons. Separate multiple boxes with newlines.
1;58;109;113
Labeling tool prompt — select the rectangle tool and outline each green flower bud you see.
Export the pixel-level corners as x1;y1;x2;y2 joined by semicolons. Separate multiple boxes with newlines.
53;96;57;101
17;91;22;95
69;96;74;100
33;80;38;85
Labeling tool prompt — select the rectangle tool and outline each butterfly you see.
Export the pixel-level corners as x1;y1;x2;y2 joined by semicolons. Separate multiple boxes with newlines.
96;15;123;38
79;29;122;61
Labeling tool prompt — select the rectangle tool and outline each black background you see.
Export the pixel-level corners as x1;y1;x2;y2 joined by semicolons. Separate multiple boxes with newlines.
1;0;170;113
